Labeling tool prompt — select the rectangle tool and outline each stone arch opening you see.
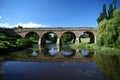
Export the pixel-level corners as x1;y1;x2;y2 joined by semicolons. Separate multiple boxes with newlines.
61;32;76;44
42;32;58;45
80;31;95;43
16;35;22;39
25;32;39;44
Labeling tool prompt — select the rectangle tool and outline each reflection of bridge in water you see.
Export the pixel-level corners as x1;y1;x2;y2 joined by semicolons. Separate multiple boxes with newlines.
0;62;3;79
36;50;95;62
27;46;96;62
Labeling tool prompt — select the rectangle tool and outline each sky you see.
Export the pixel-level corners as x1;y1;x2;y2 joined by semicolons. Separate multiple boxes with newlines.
0;0;120;28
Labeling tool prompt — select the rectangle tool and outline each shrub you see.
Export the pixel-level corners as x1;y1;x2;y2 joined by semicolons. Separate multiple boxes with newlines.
16;38;33;48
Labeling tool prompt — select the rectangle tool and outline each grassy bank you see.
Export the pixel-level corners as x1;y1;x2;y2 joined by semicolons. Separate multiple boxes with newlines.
0;31;35;54
0;38;34;54
70;43;120;55
70;43;99;51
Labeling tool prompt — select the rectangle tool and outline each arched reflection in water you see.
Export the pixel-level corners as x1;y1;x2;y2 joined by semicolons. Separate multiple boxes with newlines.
0;62;3;80
42;44;58;57
48;48;58;56
31;51;38;57
80;49;94;57
61;47;76;57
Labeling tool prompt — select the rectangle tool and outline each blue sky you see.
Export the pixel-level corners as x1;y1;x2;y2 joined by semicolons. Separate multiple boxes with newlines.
0;0;120;28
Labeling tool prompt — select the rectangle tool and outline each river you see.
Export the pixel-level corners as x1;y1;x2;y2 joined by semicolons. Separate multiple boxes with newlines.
0;44;120;80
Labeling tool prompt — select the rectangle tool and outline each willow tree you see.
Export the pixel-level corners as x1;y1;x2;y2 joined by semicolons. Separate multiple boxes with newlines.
97;9;120;48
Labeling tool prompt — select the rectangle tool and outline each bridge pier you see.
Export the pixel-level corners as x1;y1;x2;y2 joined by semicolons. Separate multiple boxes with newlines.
38;37;41;45
56;37;61;52
75;37;80;44
38;37;46;46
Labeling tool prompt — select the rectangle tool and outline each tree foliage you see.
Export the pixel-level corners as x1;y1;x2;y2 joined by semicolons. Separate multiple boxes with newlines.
0;32;8;40
43;33;57;43
97;0;117;23
97;4;107;23
80;33;89;38
16;38;33;48
113;0;116;10
61;33;74;44
108;4;114;19
49;34;57;43
97;9;120;48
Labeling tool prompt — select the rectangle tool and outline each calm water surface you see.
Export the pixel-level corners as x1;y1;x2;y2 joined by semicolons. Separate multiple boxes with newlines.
0;44;120;80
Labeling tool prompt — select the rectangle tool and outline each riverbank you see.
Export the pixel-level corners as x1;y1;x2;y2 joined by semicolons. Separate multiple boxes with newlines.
0;45;27;54
70;43;98;51
70;43;120;55
0;38;34;54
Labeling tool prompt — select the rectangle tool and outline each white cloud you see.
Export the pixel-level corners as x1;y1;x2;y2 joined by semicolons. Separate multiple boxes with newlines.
0;22;49;28
0;23;10;28
0;16;2;19
13;22;48;28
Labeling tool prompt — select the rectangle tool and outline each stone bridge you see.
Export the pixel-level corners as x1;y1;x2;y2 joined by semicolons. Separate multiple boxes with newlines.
13;27;96;46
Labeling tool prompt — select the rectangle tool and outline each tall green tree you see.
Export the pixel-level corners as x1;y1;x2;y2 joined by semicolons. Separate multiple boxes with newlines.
97;4;107;23
113;0;116;10
108;0;117;19
108;4;114;19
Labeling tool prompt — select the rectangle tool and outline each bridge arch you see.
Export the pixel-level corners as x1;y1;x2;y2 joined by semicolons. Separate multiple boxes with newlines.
25;32;39;38
60;31;76;44
80;31;95;43
24;32;39;44
41;32;58;45
16;35;22;39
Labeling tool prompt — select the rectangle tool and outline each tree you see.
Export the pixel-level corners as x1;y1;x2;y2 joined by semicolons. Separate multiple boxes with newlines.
97;9;120;48
97;4;107;23
108;4;114;19
108;0;117;19
50;34;57;43
113;0;116;10
61;33;74;44
18;25;23;29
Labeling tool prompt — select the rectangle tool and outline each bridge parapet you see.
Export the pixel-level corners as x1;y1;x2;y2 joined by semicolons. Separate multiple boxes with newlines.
14;27;95;32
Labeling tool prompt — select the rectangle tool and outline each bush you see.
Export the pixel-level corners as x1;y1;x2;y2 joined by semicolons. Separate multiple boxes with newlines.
0;32;9;41
116;36;120;48
16;38;33;48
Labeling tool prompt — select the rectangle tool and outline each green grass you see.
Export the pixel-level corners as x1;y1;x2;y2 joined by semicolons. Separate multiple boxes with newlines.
80;38;90;43
69;38;120;55
70;43;98;51
69;38;97;50
70;43;120;55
